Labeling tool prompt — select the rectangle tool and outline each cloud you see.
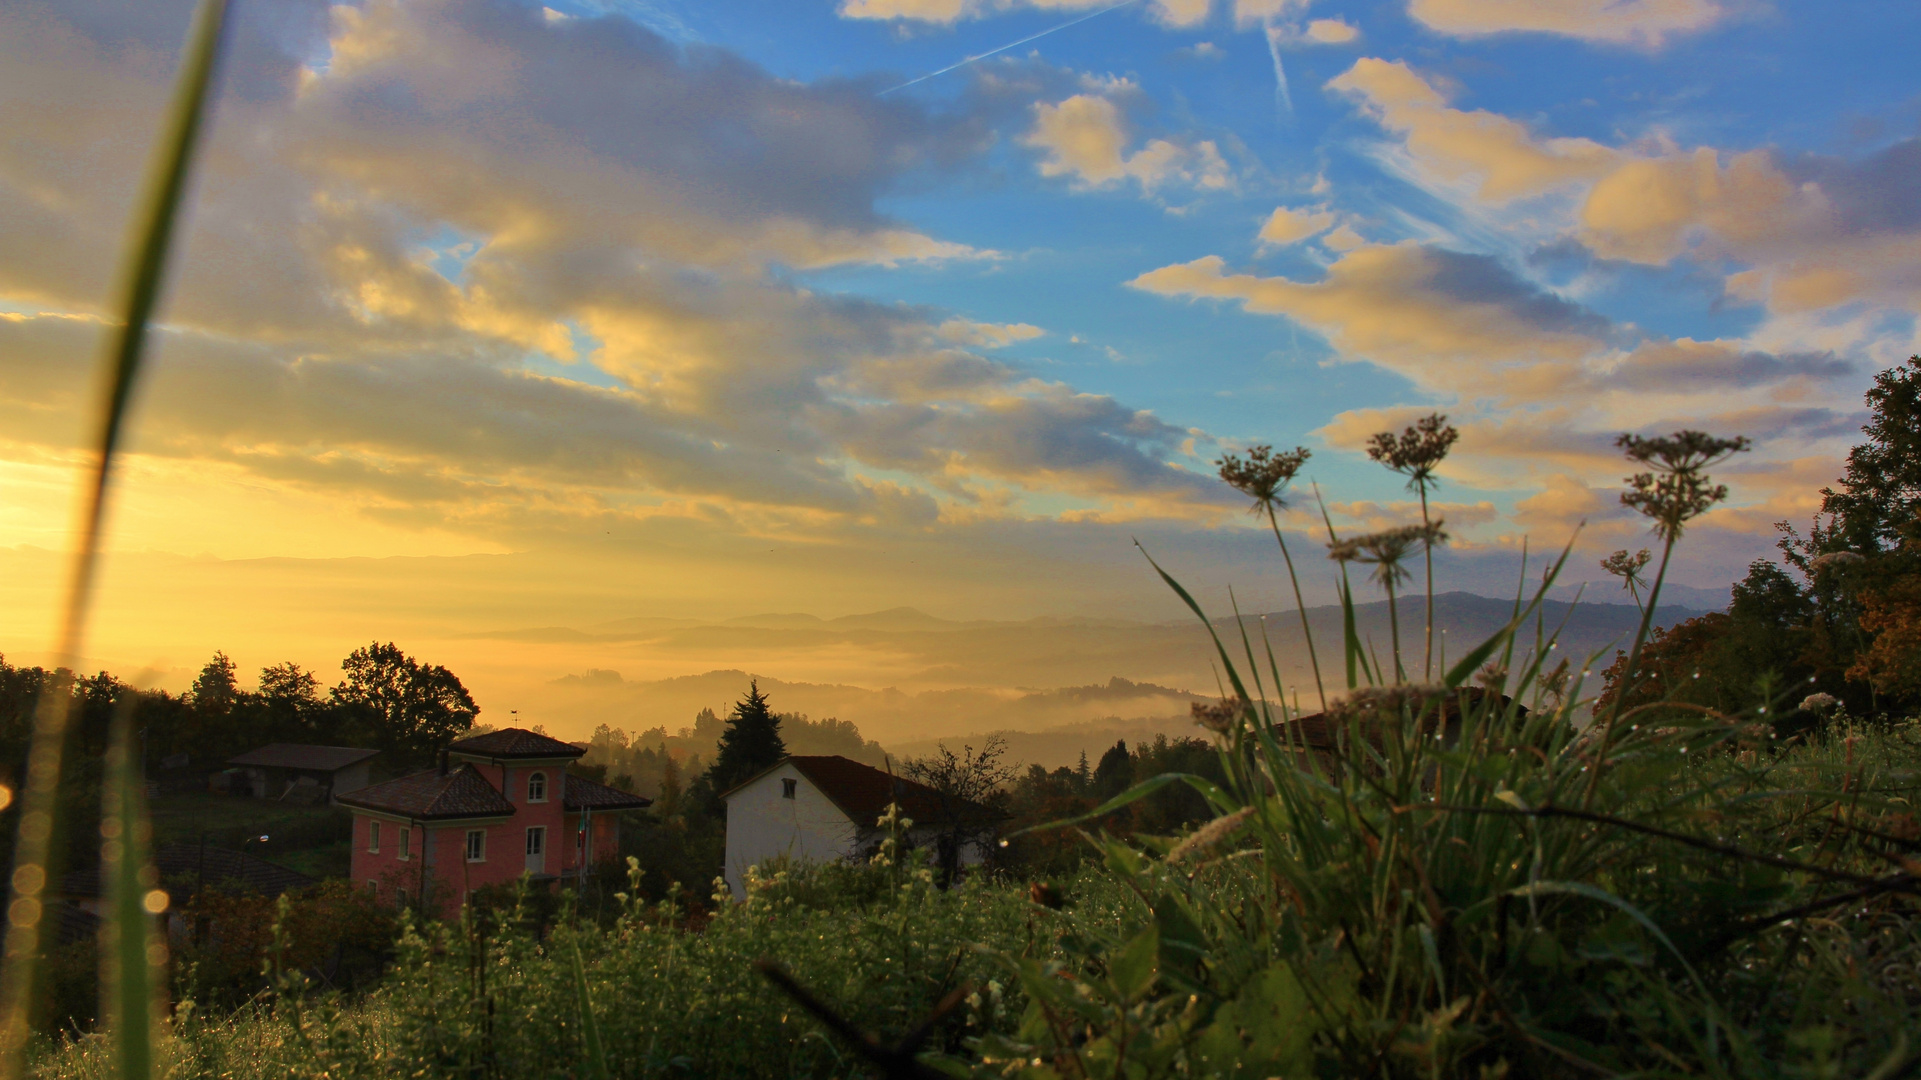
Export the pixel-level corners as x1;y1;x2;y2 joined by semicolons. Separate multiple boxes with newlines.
0;0;1232;552
1129;243;1612;391
938;319;1048;347
1023;92;1233;194
1304;18;1360;43
1257;205;1337;245
1327;58;1618;202
1327;58;1921;318
1581;141;1921;313
1406;0;1725;46
837;0;1209;28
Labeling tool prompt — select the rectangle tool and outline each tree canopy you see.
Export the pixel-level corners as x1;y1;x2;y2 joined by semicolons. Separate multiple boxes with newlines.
330;642;479;766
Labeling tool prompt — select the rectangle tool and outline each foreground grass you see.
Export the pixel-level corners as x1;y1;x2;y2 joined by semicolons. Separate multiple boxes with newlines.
25;720;1921;1080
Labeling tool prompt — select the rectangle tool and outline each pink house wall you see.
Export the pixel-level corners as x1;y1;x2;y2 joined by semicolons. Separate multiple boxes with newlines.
348;760;624;915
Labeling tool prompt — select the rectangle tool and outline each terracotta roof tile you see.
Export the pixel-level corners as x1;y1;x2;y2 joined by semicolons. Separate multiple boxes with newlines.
447;727;584;759
562;774;653;812
227;744;379;771
776;756;995;829
337;764;514;819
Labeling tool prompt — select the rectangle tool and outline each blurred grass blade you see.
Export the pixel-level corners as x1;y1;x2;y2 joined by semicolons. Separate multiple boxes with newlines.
104;703;161;1080
570;938;609;1080
0;0;229;1070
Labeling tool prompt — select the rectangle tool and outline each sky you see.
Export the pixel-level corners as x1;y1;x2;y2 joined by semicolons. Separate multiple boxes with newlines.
0;0;1916;729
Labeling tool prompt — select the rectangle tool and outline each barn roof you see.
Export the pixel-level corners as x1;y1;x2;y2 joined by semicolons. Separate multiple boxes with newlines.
336;764;515;820
226;743;379;772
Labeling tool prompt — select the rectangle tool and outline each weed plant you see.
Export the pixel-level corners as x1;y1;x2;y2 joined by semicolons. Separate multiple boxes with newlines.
939;433;1920;1079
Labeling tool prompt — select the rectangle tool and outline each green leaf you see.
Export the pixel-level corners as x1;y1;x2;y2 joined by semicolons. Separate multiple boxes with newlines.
1109;925;1160;1002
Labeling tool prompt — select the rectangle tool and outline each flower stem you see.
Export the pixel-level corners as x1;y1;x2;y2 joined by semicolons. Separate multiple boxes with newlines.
1583;528;1677;808
1266;504;1328;710
1420;483;1435;680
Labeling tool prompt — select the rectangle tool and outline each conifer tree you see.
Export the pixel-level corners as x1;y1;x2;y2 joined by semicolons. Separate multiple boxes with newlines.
706;680;786;794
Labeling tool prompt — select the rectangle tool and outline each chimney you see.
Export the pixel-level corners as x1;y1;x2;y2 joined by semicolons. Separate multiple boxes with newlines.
437;749;449;777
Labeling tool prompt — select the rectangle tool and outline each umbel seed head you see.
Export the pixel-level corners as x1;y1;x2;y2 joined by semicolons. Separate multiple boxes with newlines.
1217;445;1311;513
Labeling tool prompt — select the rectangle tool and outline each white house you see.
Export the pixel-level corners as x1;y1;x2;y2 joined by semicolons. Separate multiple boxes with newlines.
720;755;995;899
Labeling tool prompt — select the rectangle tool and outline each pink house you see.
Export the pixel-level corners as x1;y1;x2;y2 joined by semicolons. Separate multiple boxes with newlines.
337;727;650;913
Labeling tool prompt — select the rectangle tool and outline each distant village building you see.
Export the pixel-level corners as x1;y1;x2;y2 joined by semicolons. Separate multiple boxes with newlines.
337;727;650;913
720;755;995;900
225;744;381;803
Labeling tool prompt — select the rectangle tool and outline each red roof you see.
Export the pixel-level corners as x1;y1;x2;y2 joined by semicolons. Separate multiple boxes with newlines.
336;764;514;820
447;727;584;759
227;744;379;771
726;755;995;830
563;774;653;812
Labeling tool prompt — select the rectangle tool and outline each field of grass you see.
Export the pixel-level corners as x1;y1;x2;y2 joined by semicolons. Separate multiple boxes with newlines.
146;792;352;880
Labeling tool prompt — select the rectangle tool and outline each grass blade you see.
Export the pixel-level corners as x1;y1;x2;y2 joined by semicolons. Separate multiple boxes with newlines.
0;0;230;1068
104;702;160;1080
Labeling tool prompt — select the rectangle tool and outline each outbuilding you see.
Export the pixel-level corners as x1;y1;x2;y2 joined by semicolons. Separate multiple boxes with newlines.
225;744;381;803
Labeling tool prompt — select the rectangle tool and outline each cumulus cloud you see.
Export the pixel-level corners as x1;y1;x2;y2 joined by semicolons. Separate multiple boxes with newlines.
1327;58;1617;202
1257;205;1338;245
1130;243;1612;391
1406;0;1726;46
0;0;1230;550
1327;58;1921;318
1304;18;1360;43
1023;92;1233;194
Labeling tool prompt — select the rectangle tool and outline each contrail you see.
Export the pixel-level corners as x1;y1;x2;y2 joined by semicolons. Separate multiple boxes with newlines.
1264;20;1293;118
881;0;1145;96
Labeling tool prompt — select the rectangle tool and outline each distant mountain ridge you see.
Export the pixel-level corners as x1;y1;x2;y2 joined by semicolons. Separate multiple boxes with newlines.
524;592;1709;747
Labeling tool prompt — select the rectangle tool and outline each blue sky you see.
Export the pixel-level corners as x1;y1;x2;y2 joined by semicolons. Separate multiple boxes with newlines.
1;0;1917;693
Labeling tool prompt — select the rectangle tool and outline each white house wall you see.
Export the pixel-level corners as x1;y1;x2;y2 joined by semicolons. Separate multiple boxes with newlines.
722;763;859;900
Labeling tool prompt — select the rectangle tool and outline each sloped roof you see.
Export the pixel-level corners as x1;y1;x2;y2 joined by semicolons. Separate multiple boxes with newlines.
562;774;653;812
227;743;379;771
447;727;584;759
725;755;996;830
62;842;315;904
337;763;514;819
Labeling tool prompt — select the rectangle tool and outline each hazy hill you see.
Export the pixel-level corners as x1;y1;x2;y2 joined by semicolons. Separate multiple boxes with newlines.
520;593;1708;756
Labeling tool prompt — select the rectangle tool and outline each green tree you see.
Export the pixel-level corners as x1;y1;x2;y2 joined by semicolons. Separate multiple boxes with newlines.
331;643;478;767
1821;355;1921;551
705;681;786;797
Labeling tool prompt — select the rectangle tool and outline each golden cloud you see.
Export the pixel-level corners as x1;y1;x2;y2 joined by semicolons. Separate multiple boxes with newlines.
1406;0;1725;45
1023;93;1233;193
1327;58;1618;202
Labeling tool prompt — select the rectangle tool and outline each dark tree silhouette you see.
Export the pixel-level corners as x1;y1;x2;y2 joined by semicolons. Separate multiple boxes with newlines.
706;681;786;796
1823;355;1921;551
331;642;478;767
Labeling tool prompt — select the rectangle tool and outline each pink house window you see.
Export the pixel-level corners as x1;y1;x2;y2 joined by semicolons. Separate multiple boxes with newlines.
527;772;547;802
398;828;411;861
465;829;486;863
368;821;381;853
